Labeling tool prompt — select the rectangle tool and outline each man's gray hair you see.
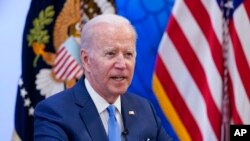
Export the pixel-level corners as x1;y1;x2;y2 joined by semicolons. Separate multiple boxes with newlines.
80;14;136;49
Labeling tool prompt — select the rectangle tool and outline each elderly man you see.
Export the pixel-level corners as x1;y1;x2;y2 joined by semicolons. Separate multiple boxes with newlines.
34;14;172;141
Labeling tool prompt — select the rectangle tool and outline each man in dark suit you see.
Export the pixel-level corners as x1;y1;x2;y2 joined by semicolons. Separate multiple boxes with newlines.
34;14;172;141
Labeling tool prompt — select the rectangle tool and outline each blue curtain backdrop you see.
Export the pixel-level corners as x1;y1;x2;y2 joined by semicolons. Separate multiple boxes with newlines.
115;0;177;140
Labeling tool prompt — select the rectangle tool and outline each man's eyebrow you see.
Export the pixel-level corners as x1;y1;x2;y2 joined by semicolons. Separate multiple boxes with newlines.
103;47;116;51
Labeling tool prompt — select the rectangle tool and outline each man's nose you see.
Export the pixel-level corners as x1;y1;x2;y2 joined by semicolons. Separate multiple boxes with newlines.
115;54;126;69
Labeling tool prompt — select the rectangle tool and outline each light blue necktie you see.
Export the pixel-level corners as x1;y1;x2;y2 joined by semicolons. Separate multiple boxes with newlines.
107;105;121;141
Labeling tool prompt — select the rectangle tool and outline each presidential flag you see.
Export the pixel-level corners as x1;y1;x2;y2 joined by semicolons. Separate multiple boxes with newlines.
13;0;116;140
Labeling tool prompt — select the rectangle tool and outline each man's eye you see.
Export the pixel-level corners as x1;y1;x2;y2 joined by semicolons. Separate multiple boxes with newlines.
106;52;115;56
125;52;133;58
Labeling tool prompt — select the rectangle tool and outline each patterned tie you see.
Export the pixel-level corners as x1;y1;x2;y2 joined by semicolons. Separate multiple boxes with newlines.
107;105;121;141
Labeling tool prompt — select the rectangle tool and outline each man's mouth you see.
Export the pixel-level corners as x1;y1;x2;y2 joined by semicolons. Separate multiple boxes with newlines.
111;76;126;81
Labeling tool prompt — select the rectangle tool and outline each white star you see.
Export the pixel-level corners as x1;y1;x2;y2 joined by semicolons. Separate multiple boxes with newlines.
20;88;28;98
88;8;93;13
24;98;31;107
18;78;23;86
224;1;234;9
28;107;34;116
84;4;88;9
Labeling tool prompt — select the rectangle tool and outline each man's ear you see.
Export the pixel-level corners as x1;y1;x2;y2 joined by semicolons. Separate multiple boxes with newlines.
80;48;90;72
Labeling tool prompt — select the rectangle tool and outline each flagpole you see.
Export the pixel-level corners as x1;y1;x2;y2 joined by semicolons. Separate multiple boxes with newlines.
221;0;233;141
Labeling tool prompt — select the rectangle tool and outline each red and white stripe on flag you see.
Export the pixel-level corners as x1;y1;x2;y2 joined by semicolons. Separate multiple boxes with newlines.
228;0;250;125
153;0;224;141
53;44;83;81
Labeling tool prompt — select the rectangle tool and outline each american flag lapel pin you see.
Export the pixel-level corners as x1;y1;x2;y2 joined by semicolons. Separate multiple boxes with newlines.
128;110;135;115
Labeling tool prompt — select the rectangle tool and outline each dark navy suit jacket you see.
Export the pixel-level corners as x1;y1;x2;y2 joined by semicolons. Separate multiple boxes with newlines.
34;77;172;141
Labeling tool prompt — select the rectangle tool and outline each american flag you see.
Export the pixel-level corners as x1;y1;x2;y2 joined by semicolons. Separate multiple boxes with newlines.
227;0;250;125
153;0;250;141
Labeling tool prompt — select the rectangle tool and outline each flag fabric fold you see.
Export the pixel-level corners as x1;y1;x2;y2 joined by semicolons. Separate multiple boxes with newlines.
153;0;224;141
227;0;250;125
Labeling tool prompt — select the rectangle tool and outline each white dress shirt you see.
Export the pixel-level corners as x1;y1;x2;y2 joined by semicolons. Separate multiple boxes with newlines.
84;78;124;134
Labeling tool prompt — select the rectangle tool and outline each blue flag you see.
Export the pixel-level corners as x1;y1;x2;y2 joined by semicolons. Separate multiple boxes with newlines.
13;0;116;140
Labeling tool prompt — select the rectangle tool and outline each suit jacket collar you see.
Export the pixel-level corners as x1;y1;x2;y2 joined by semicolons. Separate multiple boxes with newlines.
72;77;140;141
72;77;108;141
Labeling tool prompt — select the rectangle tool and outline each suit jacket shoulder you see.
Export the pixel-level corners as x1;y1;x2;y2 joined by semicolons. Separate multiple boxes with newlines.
34;78;108;141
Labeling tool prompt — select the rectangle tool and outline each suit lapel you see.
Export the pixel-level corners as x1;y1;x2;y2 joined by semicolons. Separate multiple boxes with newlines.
79;102;108;141
121;94;140;141
73;78;108;141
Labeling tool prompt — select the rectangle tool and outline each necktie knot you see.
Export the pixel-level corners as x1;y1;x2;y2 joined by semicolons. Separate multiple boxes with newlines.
107;105;116;117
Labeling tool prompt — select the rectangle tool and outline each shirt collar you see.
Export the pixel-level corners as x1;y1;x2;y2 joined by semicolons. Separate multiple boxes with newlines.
84;78;121;114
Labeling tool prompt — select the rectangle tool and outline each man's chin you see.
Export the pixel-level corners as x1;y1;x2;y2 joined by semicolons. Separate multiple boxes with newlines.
111;89;127;96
